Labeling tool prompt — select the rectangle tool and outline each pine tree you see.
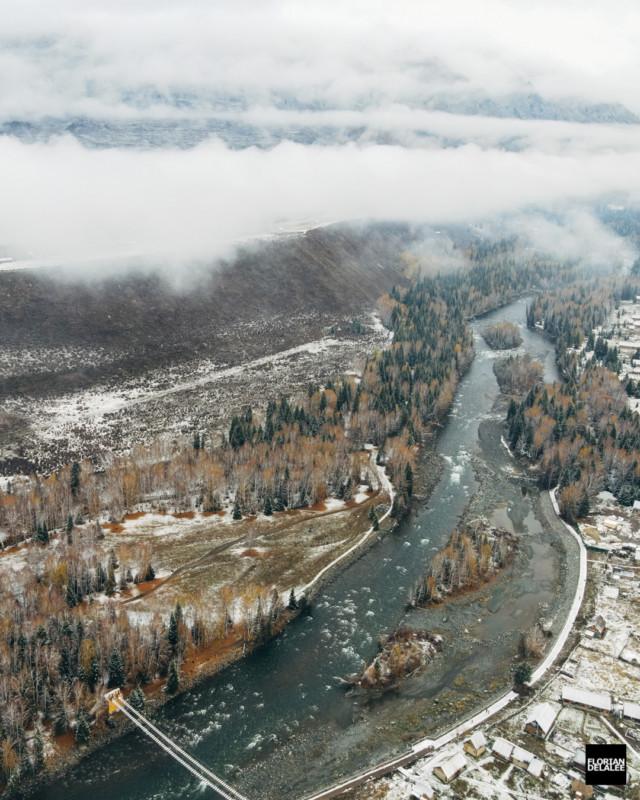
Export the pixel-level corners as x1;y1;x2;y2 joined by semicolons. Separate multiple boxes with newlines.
129;687;145;713
514;661;532;686
5;769;21;798
33;730;45;774
75;708;91;745
58;642;71;682
404;462;413;498
232;499;242;520
65;583;78;609
87;654;101;693
287;589;298;610
579;489;590;518
104;564;116;596
70;461;81;496
20;750;33;779
368;504;379;530
166;659;179;694
263;495;273;516
168;601;183;655
168;611;179;654
66;514;74;544
107;647;125;689
35;521;49;545
95;561;106;592
390;495;400;518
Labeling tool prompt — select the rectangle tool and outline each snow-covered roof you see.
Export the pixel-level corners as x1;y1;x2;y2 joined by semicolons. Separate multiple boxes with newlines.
525;702;558;735
512;745;534;766
410;783;435;800
492;737;514;760
562;686;612;712
466;730;487;750
434;752;466;781
527;758;544;779
574;748;586;768
623;701;640;720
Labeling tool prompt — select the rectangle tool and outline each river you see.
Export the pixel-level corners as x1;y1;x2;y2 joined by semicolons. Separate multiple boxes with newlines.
42;297;570;800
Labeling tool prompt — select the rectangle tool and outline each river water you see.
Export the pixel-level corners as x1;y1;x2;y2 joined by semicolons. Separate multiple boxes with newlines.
42;298;564;800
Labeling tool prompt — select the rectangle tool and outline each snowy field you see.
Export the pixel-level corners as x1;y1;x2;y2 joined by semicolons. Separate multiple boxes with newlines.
1;312;392;472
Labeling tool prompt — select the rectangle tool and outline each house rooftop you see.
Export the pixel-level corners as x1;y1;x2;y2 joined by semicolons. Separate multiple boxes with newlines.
527;758;544;779
434;752;466;782
512;745;534;765
623;701;640;720
562;686;612;712
410;782;435;800
466;731;487;750
525;702;558;736
491;737;514;760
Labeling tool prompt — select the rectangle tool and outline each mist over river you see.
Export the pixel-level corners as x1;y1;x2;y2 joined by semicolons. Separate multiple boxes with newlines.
42;298;579;800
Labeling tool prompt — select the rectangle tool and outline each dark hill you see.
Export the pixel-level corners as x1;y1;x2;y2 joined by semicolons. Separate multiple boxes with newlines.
0;222;413;399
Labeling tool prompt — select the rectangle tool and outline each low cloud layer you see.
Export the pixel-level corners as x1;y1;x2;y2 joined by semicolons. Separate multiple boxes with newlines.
1;0;640;268
2;135;640;267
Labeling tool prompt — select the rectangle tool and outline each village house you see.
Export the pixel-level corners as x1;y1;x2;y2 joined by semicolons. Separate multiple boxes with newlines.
463;730;487;758
573;748;586;772
432;752;466;785
491;737;514;762
586;615;607;639
511;745;535;770
525;702;558;739
527;758;545;780
409;783;436;800
561;686;612;714
623;701;640;724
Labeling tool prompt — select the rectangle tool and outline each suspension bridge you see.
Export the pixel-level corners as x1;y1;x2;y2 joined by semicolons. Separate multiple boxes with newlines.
105;689;250;799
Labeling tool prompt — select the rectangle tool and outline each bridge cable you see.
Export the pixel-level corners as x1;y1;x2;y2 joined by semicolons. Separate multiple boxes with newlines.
115;698;249;800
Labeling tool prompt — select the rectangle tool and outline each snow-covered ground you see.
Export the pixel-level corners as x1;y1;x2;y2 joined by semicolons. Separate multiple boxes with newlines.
1;311;392;472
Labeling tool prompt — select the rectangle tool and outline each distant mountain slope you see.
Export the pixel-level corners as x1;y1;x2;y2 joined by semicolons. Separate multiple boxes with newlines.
421;91;640;124
1;92;637;151
0;222;415;472
0;222;412;396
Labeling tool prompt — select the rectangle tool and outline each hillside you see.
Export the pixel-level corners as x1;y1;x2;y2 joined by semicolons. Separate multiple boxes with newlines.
0;223;413;472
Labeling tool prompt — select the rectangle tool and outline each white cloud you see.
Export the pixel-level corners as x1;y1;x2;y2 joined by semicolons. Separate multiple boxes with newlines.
2;134;640;266
1;0;639;119
1;0;639;267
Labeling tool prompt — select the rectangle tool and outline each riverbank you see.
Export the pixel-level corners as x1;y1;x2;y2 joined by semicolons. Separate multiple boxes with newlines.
24;441;424;800
297;415;588;800
233;411;582;799
24;417;448;800
36;296;571;800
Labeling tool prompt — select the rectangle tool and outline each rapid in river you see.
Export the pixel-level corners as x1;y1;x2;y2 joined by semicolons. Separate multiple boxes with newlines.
43;298;577;800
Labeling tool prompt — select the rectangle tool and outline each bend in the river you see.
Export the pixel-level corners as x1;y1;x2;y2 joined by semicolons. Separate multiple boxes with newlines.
43;298;579;800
